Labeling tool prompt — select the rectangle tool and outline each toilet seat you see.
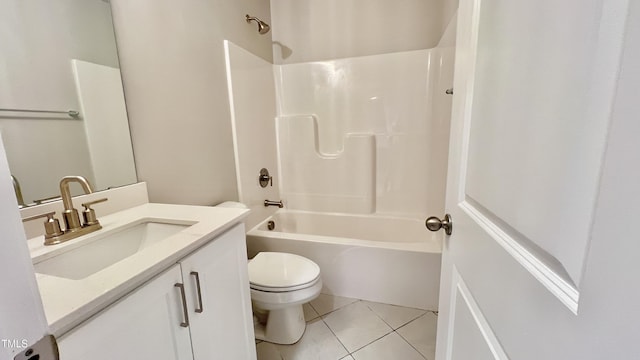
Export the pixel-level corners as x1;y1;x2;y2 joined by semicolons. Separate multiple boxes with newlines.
250;275;321;292
249;252;320;292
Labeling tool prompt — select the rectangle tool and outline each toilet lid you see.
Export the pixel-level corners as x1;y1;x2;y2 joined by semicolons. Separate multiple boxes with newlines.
248;252;320;290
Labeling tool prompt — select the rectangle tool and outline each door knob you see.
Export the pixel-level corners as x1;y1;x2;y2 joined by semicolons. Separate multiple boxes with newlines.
425;214;453;235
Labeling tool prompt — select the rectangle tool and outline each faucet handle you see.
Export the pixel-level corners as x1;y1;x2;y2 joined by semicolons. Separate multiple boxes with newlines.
22;212;64;240
81;197;108;209
81;198;108;226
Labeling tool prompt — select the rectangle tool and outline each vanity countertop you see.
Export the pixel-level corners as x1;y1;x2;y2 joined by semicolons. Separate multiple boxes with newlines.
27;203;249;337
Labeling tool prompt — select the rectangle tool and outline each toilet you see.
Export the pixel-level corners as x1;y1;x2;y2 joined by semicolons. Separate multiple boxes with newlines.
248;252;322;344
215;201;322;344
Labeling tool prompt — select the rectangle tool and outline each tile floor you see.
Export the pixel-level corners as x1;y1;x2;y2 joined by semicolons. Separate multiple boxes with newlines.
255;294;438;360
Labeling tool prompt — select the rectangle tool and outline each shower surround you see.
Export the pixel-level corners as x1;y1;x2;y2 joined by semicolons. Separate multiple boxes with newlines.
274;48;453;218
225;41;454;308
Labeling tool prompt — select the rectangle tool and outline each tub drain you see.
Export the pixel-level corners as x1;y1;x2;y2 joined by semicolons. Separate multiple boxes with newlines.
267;220;275;231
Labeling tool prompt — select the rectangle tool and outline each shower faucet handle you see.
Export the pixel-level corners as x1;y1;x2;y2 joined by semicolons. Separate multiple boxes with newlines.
259;168;273;188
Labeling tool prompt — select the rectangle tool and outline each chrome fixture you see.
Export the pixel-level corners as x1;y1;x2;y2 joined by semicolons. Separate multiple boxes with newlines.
11;175;26;208
246;14;270;35
264;199;284;208
0;107;80;118
25;176;108;245
425;214;453;235
259;168;273;188
267;220;276;231
445;88;454;95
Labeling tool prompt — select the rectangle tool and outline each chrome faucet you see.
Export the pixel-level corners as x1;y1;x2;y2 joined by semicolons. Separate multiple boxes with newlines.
11;175;26;208
264;199;284;208
24;176;108;245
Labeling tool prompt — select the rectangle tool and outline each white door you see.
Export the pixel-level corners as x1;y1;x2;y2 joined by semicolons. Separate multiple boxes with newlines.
0;136;50;360
435;0;640;359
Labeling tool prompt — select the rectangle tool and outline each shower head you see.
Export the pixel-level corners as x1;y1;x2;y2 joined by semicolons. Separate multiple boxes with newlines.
246;14;270;35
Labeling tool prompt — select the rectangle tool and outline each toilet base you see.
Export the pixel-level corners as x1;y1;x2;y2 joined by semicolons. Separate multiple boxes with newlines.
253;304;306;344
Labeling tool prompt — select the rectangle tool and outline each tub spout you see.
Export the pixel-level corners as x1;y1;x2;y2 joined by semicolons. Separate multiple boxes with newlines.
264;199;284;208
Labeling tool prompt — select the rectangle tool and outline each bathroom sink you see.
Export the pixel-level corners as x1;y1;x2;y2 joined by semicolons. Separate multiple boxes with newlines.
34;220;190;280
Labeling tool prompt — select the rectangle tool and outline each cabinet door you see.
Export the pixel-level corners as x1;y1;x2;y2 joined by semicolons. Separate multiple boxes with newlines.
180;224;256;360
58;265;194;360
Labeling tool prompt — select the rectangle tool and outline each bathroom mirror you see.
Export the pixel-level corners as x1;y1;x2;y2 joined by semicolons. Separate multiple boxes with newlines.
0;0;137;207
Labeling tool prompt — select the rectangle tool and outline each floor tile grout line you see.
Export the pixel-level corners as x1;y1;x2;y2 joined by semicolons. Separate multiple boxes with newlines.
364;300;432;315
362;301;397;330
394;329;428;360
318;299;362;320
362;301;428;331
311;297;361;318
318;317;350;358
320;300;396;355
314;299;429;357
345;327;395;356
308;300;320;315
396;312;437;360
396;312;429;332
304;304;321;322
259;298;435;360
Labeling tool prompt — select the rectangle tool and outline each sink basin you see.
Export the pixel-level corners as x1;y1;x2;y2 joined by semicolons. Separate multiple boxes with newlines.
34;220;191;280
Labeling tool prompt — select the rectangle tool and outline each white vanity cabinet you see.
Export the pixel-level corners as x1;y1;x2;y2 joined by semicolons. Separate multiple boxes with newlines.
57;224;256;360
57;264;194;360
180;224;256;359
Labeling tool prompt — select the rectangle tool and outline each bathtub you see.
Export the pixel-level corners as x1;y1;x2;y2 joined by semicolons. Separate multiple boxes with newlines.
246;210;442;310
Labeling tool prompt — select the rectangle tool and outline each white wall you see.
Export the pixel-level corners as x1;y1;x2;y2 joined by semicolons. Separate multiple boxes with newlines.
224;41;280;229
270;0;452;64
0;0;120;204
110;0;273;206
0;136;49;360
441;0;460;35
